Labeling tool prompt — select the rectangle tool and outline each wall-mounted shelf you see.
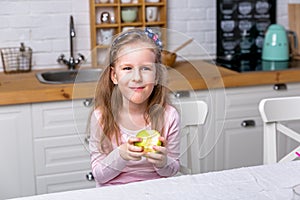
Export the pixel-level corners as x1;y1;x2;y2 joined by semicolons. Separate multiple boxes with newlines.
89;0;167;67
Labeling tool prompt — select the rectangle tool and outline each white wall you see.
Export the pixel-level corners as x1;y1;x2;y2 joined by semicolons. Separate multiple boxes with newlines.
0;0;299;70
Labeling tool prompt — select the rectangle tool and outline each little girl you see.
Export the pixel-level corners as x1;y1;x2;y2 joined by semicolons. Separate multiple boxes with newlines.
89;28;180;187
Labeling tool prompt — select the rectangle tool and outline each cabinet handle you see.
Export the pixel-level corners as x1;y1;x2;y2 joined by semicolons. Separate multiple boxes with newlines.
241;120;255;127
84;136;90;145
86;172;94;181
173;91;190;98
273;83;287;91
83;98;94;107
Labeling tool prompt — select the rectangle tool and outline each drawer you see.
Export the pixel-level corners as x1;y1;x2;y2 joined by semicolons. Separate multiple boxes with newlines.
36;170;95;195
216;83;300;120
32;100;91;138
34;135;90;175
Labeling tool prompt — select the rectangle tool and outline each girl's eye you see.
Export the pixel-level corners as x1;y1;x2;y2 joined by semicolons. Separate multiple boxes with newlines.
122;66;132;70
141;65;152;71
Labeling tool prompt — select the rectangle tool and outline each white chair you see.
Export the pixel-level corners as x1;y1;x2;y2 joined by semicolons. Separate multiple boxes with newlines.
259;96;300;164
174;100;208;174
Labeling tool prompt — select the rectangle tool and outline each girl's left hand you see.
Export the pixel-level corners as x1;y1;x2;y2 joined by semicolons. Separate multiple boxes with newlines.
145;136;167;168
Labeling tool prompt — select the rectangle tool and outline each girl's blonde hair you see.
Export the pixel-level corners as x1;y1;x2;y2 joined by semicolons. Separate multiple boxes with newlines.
91;28;169;153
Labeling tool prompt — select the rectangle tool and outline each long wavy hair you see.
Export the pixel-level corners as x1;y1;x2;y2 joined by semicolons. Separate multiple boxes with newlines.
90;28;169;153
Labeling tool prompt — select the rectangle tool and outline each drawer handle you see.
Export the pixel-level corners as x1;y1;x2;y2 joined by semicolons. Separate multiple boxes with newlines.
86;172;94;181
241;120;255;127
273;83;287;91
173;91;190;98
83;98;94;107
84;136;90;145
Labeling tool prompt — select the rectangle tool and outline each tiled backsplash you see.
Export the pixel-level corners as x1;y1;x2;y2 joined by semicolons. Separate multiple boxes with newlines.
0;0;298;70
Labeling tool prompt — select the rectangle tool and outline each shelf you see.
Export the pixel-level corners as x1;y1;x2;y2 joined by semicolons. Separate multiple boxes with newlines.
120;22;143;26
95;24;119;28
89;0;167;67
95;3;119;7
145;2;165;6
120;3;143;6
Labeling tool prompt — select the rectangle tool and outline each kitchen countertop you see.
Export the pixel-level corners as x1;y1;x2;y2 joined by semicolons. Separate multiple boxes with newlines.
1;60;300;106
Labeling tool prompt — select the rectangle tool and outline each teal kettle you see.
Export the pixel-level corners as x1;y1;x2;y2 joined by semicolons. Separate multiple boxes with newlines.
262;24;289;61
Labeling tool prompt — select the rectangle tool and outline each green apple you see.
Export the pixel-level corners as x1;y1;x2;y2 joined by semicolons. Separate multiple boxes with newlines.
134;130;161;152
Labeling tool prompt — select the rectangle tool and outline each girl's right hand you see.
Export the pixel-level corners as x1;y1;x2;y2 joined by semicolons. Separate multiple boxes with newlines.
119;137;144;161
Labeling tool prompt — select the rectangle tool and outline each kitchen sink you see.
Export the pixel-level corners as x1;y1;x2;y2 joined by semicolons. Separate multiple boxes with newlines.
36;68;102;84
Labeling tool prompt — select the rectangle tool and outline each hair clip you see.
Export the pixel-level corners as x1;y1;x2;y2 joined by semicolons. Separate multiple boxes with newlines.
144;27;163;49
111;28;163;49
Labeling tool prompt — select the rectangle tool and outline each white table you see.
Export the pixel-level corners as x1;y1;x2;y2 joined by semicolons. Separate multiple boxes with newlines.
11;161;300;200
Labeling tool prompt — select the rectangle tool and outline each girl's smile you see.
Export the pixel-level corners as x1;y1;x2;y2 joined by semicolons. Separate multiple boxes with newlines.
129;86;145;92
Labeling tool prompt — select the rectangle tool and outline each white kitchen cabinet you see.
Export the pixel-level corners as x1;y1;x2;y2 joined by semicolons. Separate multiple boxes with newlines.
213;83;300;171
0;104;35;200
31;100;95;195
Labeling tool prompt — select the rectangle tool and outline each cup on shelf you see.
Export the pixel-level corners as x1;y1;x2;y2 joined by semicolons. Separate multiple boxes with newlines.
121;7;137;22
146;6;158;22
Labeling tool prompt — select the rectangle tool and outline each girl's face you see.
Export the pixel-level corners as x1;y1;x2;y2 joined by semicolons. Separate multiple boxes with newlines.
111;44;157;106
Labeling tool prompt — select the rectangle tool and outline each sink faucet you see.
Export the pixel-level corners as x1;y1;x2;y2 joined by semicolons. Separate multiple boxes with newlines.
57;15;85;70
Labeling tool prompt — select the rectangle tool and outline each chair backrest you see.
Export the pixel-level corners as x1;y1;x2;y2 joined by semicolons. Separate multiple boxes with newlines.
259;96;300;164
173;100;208;174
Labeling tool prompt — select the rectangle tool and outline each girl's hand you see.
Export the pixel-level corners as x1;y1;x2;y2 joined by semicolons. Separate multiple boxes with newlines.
119;137;144;161
146;136;167;168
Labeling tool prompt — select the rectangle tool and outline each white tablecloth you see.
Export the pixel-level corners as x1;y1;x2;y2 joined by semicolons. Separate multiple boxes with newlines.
11;161;300;200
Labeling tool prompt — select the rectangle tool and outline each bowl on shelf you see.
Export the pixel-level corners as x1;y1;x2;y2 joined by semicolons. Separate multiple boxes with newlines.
121;7;137;23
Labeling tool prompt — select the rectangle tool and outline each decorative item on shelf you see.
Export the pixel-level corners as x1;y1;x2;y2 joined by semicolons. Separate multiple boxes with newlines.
100;11;111;23
145;0;160;2
0;43;32;73
98;29;114;45
121;7;138;23
110;16;116;24
146;6;158;22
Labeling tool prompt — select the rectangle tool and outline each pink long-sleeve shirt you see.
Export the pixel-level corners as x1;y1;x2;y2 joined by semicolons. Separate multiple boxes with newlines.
89;104;180;187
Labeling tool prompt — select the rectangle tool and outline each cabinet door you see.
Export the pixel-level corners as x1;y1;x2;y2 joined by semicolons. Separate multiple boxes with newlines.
0;104;35;199
214;83;300;171
215;117;264;170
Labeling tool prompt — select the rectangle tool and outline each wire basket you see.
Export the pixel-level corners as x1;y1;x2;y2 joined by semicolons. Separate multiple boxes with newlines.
1;45;32;73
